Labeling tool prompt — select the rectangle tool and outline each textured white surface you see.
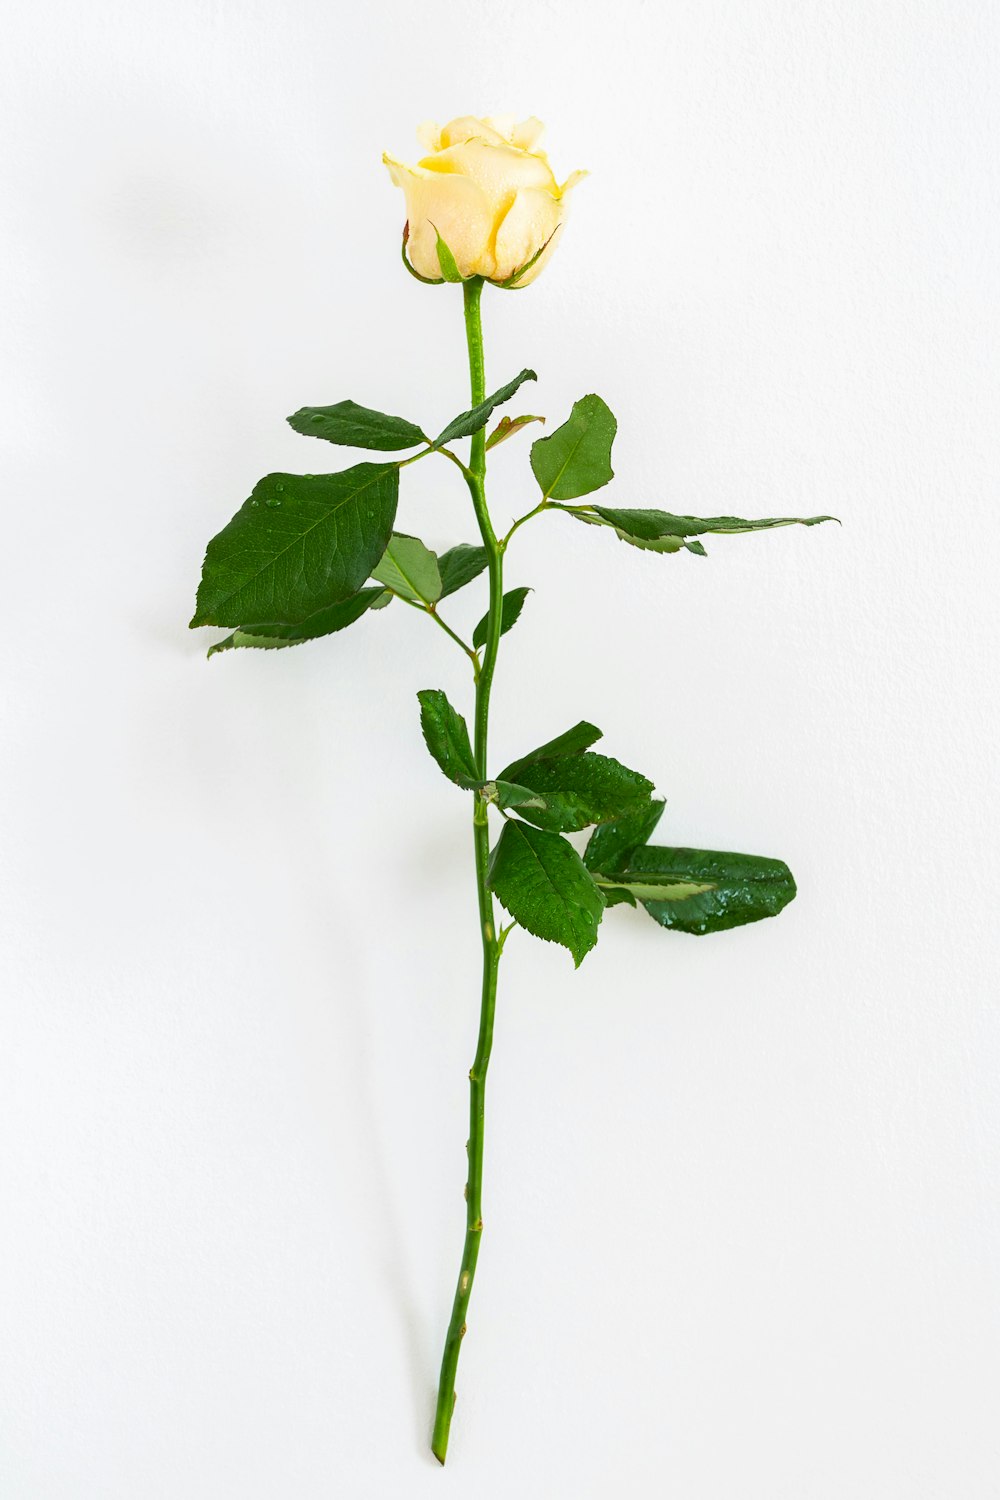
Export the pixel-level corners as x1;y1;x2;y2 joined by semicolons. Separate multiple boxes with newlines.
2;2;998;1494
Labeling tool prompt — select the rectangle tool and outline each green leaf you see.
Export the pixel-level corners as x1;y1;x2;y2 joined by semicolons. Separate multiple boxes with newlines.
592;845;797;935
190;464;400;628
371;532;442;603
529;394;616;500
500;720;603;786
487;822;605;967
498;752;654;833
434;369;538;448
438;544;488;599
416;689;479;788
584;799;666;872
432;225;464;282
575;506;838;553
286;400;427;452
207;586;392;657
484;414;545;451
472;586;531;651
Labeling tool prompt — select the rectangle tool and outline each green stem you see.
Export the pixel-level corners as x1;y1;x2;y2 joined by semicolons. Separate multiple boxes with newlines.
431;277;504;1466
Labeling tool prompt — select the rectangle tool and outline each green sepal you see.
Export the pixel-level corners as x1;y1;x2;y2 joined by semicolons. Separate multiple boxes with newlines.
190;463;399;628
417;689;479;788
287;400;426;452
207;586;392;657
497;227;559;288
371;532;442;604
530;394;616;500
434;370;538;448
438;544;489;598
472;586;531;651
401;224;444;284
487;821;605;967
431;224;464;283
484;414;546;451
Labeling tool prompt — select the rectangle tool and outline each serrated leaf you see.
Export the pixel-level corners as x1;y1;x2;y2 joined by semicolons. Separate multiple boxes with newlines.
472;586;530;651
286;400;426;452
417;689;479;788
434;369;537;448
500;720;602;786
577;506;838;553
207;586;392;657
530;394;616;500
190;464;399;628
371;532;442;603
437;544;488;599
487;822;605;967
499;751;654;833
484;414;545;451
592;845;797;935
584;799;666;872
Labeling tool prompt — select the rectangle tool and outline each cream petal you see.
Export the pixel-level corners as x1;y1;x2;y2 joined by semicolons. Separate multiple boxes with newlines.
482;113;518;143
558;168;588;197
415;120;441;153
383;154;496;279
422;140;557;217
439;115;510;149
492;185;564;284
510;117;546;152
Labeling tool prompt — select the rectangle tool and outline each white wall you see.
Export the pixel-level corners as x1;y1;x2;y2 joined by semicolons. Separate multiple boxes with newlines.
2;2;998;1494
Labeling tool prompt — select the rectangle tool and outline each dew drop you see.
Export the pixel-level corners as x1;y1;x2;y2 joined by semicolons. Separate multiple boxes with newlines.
265;495;282;508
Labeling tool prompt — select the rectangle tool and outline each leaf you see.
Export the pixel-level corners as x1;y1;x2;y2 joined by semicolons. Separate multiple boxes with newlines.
484;414;546;451
416;689;479;787
207;586;392;657
472;586;531;651
286;400;427;452
487;822;605;967
576;506;838;553
434;369;538;447
584;799;666;872
438;544;489;599
591;845;797;935
529;394;617;500
497;752;654;833
432;225;464;282
371;532;442;603
190;464;399;628
500;720;603;786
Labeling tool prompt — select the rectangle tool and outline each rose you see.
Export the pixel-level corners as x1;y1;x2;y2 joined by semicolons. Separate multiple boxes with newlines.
384;115;584;288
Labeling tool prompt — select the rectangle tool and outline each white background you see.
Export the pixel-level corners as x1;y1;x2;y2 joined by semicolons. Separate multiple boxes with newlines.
2;2;998;1495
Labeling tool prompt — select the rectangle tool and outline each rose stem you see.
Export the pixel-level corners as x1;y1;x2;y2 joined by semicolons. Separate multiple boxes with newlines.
431;275;505;1465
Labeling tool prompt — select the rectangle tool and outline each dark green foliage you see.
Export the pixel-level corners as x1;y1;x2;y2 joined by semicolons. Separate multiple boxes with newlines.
191;464;399;628
500;721;602;785
417;689;479;788
592;844;797;935
472;587;531;650
286;400;426;451
438;544;489;599
584;800;666;873
499;753;654;834
487;821;605;966
207;586;391;656
434;370;538;447
577;506;837;554
530;394;616;500
372;533;442;603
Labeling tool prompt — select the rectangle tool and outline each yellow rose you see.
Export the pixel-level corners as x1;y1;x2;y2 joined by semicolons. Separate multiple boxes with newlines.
384;115;585;288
